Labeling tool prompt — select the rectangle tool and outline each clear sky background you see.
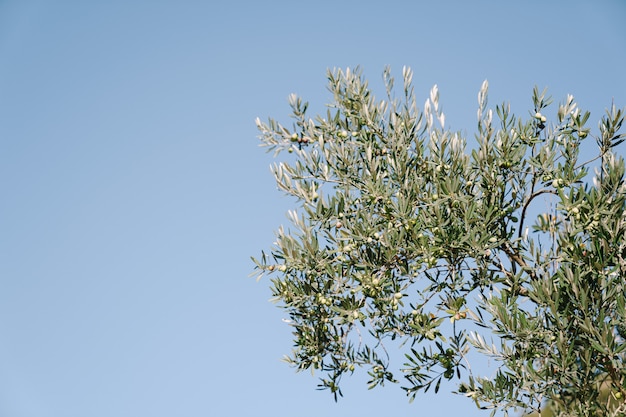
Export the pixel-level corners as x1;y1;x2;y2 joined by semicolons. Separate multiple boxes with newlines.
1;1;625;416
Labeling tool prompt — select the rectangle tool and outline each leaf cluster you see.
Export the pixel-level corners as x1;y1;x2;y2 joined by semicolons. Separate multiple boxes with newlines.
252;67;626;416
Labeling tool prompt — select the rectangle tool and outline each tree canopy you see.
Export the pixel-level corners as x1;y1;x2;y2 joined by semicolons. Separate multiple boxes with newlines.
252;67;626;417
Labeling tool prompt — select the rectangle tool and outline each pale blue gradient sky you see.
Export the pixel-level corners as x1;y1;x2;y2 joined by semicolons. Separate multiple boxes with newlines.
1;1;625;416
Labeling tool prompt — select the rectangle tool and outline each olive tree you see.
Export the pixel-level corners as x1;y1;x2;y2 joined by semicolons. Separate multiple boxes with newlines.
252;67;626;417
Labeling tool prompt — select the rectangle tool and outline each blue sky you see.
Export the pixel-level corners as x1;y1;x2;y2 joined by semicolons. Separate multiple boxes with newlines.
1;1;625;416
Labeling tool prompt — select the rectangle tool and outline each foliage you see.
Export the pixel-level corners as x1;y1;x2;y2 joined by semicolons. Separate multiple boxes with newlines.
252;66;626;417
524;382;626;417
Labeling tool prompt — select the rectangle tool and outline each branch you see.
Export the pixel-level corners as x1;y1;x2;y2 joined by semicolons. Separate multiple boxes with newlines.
517;188;558;240
502;242;536;281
